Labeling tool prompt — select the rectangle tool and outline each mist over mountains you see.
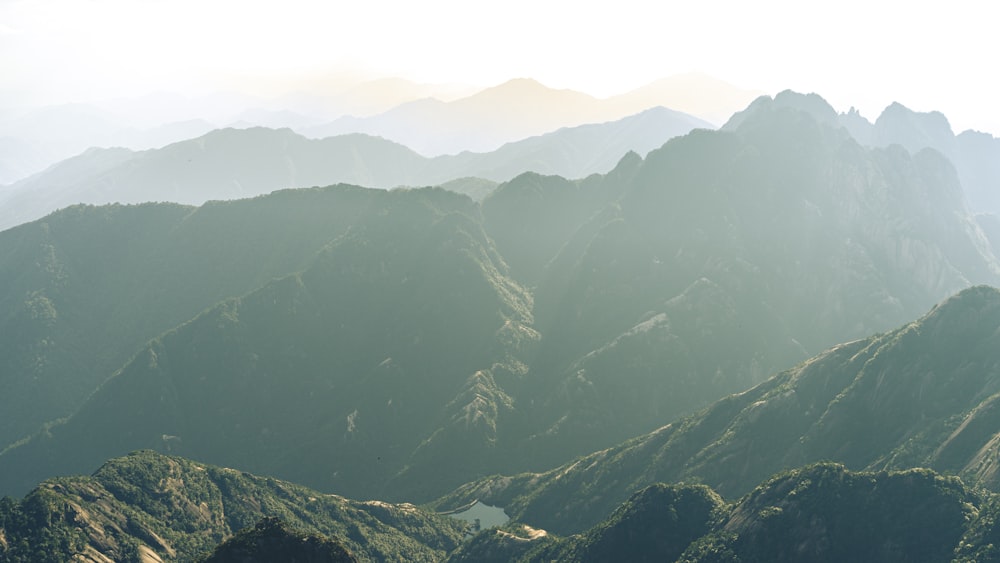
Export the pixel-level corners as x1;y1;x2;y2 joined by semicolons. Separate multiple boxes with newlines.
0;106;710;232
730;90;1000;217
0;74;754;188
299;76;752;156
3;83;1000;561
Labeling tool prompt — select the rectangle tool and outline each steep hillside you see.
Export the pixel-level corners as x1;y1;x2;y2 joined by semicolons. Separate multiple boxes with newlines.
980;213;1000;256
0;189;536;501
488;91;1000;468
0;185;430;448
690;464;972;562
435;286;1000;534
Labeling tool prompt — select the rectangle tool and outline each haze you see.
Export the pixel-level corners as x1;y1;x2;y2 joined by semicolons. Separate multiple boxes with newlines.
2;0;997;135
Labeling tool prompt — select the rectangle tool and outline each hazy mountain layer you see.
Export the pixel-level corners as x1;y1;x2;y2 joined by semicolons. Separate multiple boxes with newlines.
0;107;709;232
862;102;1000;216
0;450;465;562
0;130;426;231
434;286;1000;534
0;103;217;185
299;77;746;156
0;74;752;187
733;90;1000;216
736;92;1000;214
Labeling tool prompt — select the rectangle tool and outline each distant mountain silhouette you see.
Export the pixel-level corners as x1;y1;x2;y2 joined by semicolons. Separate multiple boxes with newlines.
604;72;762;125
0;73;753;184
300;77;740;155
864;103;1000;216
727;91;1000;216
0;107;710;231
0;79;470;186
0;103;217;184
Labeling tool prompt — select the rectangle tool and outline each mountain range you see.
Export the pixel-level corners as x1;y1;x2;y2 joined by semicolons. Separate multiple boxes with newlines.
0;107;710;232
5;450;1000;561
2;91;998;507
3;85;1000;561
0;450;464;562
433;286;1000;535
729;90;1000;217
445;463;1000;563
0;74;756;186
299;76;756;156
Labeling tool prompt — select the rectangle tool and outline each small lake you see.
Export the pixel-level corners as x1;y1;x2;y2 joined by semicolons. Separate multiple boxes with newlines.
445;500;510;534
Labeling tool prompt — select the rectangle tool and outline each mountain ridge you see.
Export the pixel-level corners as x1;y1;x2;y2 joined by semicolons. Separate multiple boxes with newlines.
432;285;1000;534
299;76;751;155
0;107;710;232
0;450;465;562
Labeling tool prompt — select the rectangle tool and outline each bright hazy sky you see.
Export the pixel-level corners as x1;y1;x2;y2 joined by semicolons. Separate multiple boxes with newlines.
2;0;998;134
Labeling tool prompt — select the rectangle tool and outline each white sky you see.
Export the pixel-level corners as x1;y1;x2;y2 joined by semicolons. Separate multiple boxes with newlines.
1;0;998;134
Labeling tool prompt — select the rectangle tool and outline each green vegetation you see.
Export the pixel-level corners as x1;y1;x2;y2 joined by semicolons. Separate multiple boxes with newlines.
0;450;465;562
433;286;1000;537
446;464;994;562
198;517;357;563
7;455;999;562
0;185;400;448
0;185;538;502
690;464;973;562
